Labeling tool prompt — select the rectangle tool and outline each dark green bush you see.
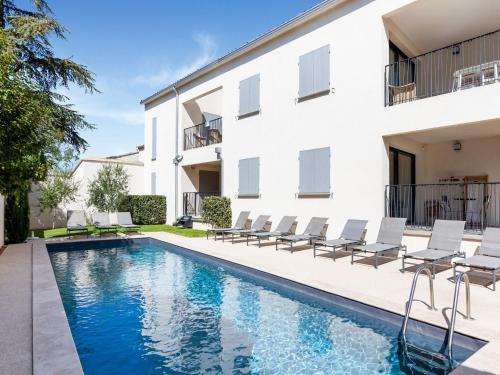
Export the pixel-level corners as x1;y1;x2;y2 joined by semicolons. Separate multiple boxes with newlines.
5;188;30;244
201;196;231;228
118;195;166;225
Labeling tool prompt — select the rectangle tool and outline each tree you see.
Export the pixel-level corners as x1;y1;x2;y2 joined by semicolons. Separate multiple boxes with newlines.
39;153;79;229
87;164;129;213
0;0;97;196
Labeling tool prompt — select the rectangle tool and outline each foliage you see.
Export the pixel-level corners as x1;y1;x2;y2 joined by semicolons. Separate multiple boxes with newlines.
38;152;79;229
5;187;29;243
33;224;205;239
0;1;97;195
118;195;166;225
87;164;129;213
201;196;232;228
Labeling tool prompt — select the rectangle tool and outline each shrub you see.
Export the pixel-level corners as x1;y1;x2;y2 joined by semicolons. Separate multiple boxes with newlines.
87;164;129;212
118;195;166;225
201;196;231;228
5;188;30;244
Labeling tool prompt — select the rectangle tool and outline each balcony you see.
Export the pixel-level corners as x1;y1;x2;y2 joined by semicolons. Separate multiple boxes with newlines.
385;29;500;106
183;192;220;217
183;117;222;151
385;183;500;233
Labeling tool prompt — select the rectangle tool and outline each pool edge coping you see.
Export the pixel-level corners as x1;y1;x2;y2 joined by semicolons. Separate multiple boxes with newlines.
32;239;83;375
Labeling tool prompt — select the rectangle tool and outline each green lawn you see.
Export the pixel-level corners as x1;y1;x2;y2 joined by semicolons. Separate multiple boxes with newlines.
33;224;206;239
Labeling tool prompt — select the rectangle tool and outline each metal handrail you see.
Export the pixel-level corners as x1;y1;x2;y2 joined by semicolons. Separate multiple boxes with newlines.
402;264;437;341
448;271;472;358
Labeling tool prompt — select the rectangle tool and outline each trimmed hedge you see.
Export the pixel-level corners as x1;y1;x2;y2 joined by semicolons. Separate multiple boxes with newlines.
5;188;30;244
201;196;231;228
118;195;166;225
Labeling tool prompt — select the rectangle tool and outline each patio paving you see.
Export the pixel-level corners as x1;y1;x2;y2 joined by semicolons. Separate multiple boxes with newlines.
0;243;32;375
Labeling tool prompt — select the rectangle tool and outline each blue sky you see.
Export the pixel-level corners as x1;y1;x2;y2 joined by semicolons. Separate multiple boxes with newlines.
48;0;321;157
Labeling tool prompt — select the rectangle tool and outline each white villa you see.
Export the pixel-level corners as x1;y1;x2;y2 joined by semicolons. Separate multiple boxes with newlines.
141;0;500;241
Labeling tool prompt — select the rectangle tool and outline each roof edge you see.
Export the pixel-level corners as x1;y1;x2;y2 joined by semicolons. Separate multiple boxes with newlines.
140;0;342;105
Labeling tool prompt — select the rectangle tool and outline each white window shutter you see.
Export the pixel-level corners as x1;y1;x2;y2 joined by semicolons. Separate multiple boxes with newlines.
151;117;157;160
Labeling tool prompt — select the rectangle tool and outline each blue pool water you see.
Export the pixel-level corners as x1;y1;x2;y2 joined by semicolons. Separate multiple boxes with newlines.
49;239;482;374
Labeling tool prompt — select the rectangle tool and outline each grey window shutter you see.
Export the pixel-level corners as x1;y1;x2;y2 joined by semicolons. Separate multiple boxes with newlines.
239;157;259;196
299;51;315;98
151;172;156;195
299;147;330;194
315;45;330;93
299;45;330;98
239;74;260;116
151;117;157;160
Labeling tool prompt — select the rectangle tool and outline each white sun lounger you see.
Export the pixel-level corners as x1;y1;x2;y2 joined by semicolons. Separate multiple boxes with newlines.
93;212;118;237
276;217;328;253
313;219;368;261
454;227;500;290
351;217;407;268
116;212;141;233
244;216;297;247
66;210;88;238
206;211;251;240
225;215;271;243
402;220;465;277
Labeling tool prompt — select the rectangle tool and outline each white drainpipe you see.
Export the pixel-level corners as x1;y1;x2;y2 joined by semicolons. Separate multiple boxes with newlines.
172;86;180;220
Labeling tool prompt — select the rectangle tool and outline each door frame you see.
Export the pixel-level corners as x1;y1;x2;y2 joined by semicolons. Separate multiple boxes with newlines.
389;147;416;223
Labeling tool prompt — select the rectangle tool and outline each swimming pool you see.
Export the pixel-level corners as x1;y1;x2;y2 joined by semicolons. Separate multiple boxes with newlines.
48;238;484;374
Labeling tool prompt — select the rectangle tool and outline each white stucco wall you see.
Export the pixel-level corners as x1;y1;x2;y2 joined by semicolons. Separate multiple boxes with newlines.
143;0;500;241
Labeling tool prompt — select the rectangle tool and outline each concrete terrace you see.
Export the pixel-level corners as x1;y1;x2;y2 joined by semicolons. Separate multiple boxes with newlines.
1;232;500;374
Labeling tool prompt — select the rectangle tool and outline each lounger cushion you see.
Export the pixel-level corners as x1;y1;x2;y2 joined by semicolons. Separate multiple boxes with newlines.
252;231;282;238
316;238;357;248
120;224;140;228
67;225;87;231
95;225;115;230
280;234;314;242
354;243;399;254
455;255;500;270
405;249;455;261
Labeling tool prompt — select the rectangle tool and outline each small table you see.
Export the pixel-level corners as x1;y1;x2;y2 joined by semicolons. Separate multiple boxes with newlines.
453;60;500;91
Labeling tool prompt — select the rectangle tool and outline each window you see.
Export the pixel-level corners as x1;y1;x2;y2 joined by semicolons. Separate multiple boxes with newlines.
299;147;330;196
298;45;330;99
151;117;157;161
238;157;260;197
151;172;156;195
239;74;260;117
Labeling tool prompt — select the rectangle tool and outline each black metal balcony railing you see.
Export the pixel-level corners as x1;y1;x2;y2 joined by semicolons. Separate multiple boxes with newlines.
183;192;220;217
385;29;500;106
184;117;222;151
385;183;500;233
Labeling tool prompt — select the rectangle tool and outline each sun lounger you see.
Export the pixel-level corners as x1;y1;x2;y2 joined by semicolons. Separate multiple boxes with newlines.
244;216;298;247
93;212;118;237
276;217;328;253
206;211;251;240
66;210;88;238
116;212;140;234
313;219;368;261
454;227;500;290
225;215;271;243
351;217;407;268
402;220;465;277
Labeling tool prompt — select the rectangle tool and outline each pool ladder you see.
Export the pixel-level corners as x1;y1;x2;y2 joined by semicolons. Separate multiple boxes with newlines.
402;264;472;360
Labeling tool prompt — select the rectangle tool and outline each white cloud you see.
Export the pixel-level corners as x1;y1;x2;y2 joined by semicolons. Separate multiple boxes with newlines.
132;32;218;88
81;108;143;126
